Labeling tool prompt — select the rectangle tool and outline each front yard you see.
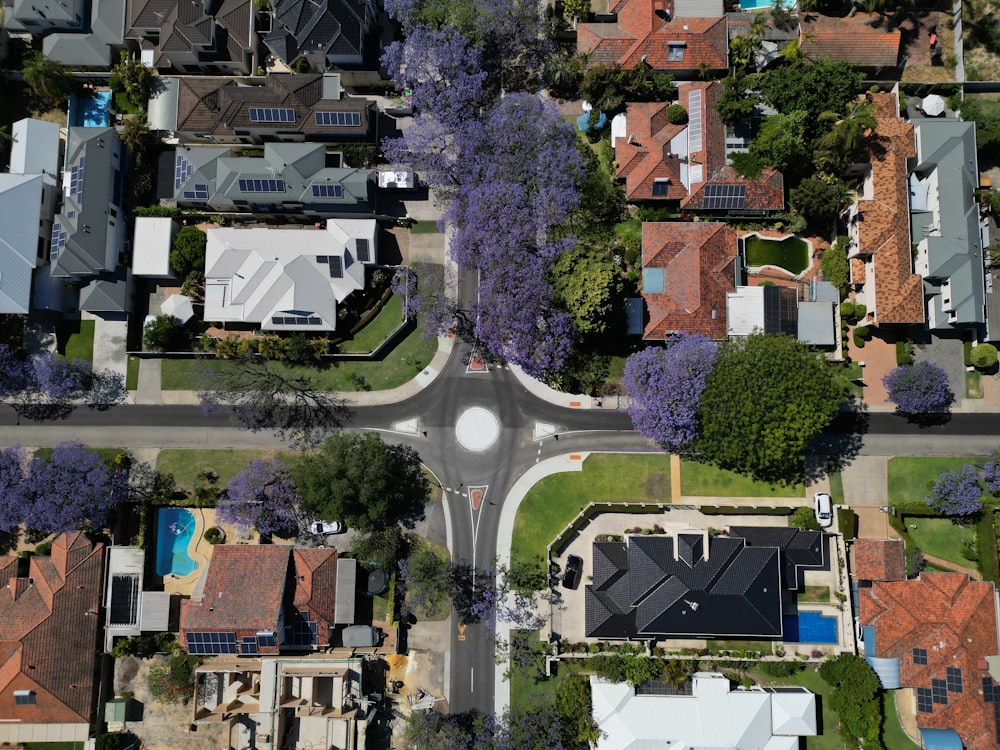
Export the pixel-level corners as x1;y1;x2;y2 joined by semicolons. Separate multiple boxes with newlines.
680;460;804;497
156;449;286;490
887;456;987;506
904;517;975;568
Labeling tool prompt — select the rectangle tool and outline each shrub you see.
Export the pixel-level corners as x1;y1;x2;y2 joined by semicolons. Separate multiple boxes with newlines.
852;330;866;348
759;660;802;677
203;526;224;544
839;301;855;318
895;340;913;366
96;734;121;750
143;314;191;352
133;205;181;218
853;303;867;318
905;544;925;578
971;343;998;369
33;540;52;556
964;340;974;367
170;226;207;278
790;506;820;531
666;103;688;124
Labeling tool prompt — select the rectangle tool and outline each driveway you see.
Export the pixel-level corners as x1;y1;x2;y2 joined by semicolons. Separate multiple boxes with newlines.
840;456;888;507
912;334;966;404
87;312;128;379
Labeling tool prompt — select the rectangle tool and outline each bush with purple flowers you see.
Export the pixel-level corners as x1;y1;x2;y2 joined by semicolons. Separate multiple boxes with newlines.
216;459;300;536
883;361;954;414
926;464;985;516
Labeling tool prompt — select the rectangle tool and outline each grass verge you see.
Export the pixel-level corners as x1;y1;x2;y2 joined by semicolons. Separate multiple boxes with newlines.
680;460;804;497
59;319;95;362
967;370;983;398
126;355;140;390
33;447;122;463
827;470;845;505
409;220;442;234
904;517;974;568
156;449;289;489
887;456;986;506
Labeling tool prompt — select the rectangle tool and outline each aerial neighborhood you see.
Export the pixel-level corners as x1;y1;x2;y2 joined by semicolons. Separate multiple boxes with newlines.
5;0;1000;748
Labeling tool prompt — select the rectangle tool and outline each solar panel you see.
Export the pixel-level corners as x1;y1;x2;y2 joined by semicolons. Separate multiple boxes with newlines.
175;153;194;190
931;678;949;705
916;687;933;713
356;238;370;262
248;107;296;123
946;667;963;693
912;647;928;665
688;88;702;153
311;184;344;198
193;183;209;199
109;575;140;626
314;111;361;127
652;179;670;197
702;183;747;211
50;223;67;260
186;631;237;655
238;178;286;193
316;255;329;263
328;256;343;278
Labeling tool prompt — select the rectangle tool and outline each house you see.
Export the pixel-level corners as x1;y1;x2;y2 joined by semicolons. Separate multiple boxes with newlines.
5;0;124;66
170;142;375;213
798;12;902;77
613;82;725;204
585;530;783;639
0;533;105;744
180;546;341;655
910;118;987;331
203;219;375;331
682;166;785;216
147;73;373;144
263;0;375;69
104;547;171;651
577;0;728;77
729;526;829;590
855;538;1000;750
125;0;256;74
590;672;817;750
0;119;61;314
641;221;738;340
844;91;924;327
192;656;370;750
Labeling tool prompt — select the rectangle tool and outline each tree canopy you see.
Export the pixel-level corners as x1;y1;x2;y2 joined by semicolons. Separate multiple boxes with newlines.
696;333;844;483
882;361;954;415
218;459;300;535
550;249;625;336
290;433;430;531
170;226;207;278
755;58;864;138
748;111;811;178
926;465;984;516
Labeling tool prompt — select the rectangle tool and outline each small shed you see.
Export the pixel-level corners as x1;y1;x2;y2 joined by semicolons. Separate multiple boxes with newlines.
342;625;381;648
132;217;178;278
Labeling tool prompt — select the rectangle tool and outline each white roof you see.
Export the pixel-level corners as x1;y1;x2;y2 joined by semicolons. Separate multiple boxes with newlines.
132;217;177;277
727;286;766;336
204;219;376;331
591;673;817;750
10;118;60;178
0;174;44;314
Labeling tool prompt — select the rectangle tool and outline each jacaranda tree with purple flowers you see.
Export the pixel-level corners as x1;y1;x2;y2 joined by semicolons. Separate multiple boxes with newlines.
622;335;719;452
0;345;30;398
982;450;1000;496
926;464;984;516
883;361;954;415
31;351;90;399
0;446;28;533
217;459;300;536
392;261;457;340
19;441;128;533
404;707;568;750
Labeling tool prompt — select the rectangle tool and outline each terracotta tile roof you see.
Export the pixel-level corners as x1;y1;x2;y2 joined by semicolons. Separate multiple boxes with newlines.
853;538;905;582
682;165;785;213
642;221;737;339
849;91;924;325
578;4;728;72
292;548;338;646
799;12;902;69
859;572;1000;750
615;83;725;202
0;533;104;727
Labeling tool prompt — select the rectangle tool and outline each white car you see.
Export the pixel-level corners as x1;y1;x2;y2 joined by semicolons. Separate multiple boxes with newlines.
813;492;833;528
310;521;344;535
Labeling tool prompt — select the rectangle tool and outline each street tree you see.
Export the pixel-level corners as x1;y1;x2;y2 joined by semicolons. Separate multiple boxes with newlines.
290;433;430;531
882;361;954;415
398;542;452;616
982;450;1000;495
621;335;719;452
392;261;457;339
218;459;300;536
0;446;28;533
170;226;207;278
696;333;844;483
926;465;984;516
197;354;351;449
550;249;625;336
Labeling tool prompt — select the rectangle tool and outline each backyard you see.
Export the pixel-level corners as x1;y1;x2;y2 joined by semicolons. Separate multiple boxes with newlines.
743;234;810;275
680;459;804;497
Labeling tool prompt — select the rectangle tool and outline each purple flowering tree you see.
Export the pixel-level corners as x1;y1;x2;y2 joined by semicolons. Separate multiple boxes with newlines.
392;261;457;340
0;345;30;397
20;441;128;533
217;459;300;536
622;336;719;451
982;450;1000;496
883;361;954;414
30;352;90;399
0;446;28;533
926;464;984;516
467;563;544;631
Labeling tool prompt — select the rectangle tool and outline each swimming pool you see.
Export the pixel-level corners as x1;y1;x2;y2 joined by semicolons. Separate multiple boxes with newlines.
740;0;794;8
783;611;838;644
69;90;112;128
156;507;198;577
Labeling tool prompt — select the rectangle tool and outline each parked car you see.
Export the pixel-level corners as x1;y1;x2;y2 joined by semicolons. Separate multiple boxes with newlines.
311;521;344;535
562;555;583;589
813;492;833;528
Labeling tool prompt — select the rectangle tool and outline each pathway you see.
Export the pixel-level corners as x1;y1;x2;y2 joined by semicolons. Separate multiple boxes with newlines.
953;0;965;83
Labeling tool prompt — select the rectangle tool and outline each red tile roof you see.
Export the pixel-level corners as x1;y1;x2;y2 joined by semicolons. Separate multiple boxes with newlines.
642;221;737;339
853;538;905;582
859;572;1000;750
799;12;902;69
578;4;728;72
615;82;725;202
292;548;339;646
682;165;785;213
0;533;104;727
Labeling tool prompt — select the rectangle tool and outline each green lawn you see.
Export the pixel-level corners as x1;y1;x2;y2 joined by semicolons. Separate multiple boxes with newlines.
160;327;437;391
340;295;404;353
409;220;442;234
887;456;987;506
510;655;590;715
744;235;810;275
680;460;804;497
882;691;920;749
371;593;390;622
156;449;289;489
58;319;95;362
967;370;983;398
827;470;845;505
511;454;671;578
799;585;831;603
613;218;642;242
904;517;974;567
126;355;140;390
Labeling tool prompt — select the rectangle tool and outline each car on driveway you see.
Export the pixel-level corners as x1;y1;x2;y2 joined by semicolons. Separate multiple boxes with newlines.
813;492;833;528
562;555;583;589
311;521;344;535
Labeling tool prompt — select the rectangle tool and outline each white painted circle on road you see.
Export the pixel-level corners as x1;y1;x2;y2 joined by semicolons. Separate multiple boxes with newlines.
455;407;500;452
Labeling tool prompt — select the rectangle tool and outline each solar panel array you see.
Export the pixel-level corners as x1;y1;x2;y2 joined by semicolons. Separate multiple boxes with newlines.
240;636;259;655
68;157;85;200
946;667;963;693
916;687;933;713
688;89;702;153
109;575;140;626
312;184;344;198
186;631;237;655
315;111;361;127
248;107;296;123
356;238;370;262
271;315;323;325
284;610;318;647
912;647;928;665
931;678;949;705
984;677;1000;743
238;178;286;193
328;256;343;278
50;223;67;260
703;184;746;211
652;180;670;197
183;183;209;200
175;153;194;190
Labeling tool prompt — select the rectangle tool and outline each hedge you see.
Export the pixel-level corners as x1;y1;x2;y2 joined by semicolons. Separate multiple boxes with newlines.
700;505;794;516
964;340;973;367
895;340;913;365
837;508;857;541
976;511;1000;583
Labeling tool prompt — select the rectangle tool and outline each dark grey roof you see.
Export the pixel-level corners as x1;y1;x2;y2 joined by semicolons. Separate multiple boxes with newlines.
263;0;367;64
79;265;129;312
729;527;828;590
586;534;783;639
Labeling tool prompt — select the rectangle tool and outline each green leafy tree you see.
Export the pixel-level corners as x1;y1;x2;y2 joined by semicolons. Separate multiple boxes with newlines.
756;58;864;138
729;150;765;180
696;333;845;483
111;51;156;109
170;226;207;278
143;314;191;352
958;99;1000;149
789;176;851;223
817;100;878;168
716;75;758;124
819;654;883;747
563;0;589;20
350;526;409;570
120;115;153;155
555;675;600;748
551;249;625;335
821;236;850;293
748;111;811;178
291;433;430;531
22;51;73;103
544;54;585;99
790;505;821;531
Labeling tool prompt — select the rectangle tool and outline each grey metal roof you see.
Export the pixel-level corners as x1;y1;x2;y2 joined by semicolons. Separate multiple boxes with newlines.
0;174;43;314
10;118;61;177
39;0;126;65
79;265;129;312
797;301;836;346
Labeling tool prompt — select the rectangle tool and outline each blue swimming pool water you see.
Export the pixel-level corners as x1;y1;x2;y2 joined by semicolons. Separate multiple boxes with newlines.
156;507;198;577
783;611;838;644
69;90;112;128
740;0;794;8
